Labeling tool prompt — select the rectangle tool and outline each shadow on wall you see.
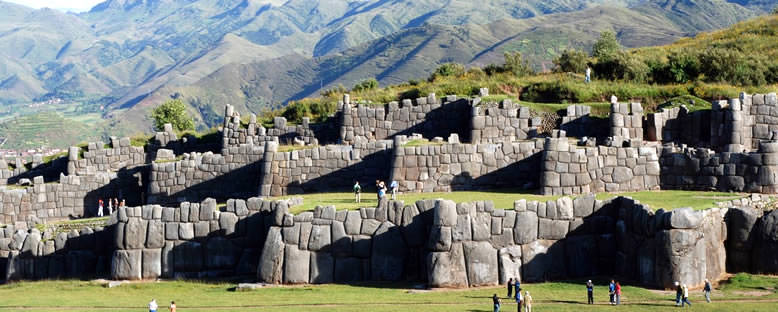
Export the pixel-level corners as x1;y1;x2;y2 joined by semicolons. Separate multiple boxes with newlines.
148;160;263;206
450;152;543;191
389;99;472;143
83;166;147;218
281;149;393;196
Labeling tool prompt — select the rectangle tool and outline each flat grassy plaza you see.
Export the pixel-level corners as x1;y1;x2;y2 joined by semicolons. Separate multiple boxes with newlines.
0;273;774;311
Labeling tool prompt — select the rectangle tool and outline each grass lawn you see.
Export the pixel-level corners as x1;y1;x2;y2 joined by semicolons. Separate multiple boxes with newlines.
276;189;744;214
0;274;774;311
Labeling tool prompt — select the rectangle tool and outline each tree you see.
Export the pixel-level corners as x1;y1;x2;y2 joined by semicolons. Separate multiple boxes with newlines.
553;49;589;73
592;31;621;60
429;62;465;81
352;78;379;92
503;51;533;77
151;99;194;132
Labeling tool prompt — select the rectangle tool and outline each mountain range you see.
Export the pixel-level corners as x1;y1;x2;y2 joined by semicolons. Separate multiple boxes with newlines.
0;0;771;148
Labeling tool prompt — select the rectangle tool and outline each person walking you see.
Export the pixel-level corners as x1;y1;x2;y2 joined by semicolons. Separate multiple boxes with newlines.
515;288;523;312
353;181;361;203
608;280;615;305
681;284;692;307
585;67;591;83
390;180;398;200
148;299;158;312
703;279;712;303
615;281;622;305
97;198;104;217
586;280;594;304
524;291;532;312
507;278;513;298
169;301;176;312
675;281;682;306
107;198;113;215
493;294;501;312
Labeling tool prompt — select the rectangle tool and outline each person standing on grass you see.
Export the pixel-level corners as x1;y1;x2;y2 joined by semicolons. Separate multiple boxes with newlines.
586;280;594;304
514;279;521;300
675;281;682;306
703;279;712;303
390;180;398;200
524;291;532;312
585;67;591;83
615;281;622;305
107;198;113;215
515;288;523;312
169;301;176;312
148;299;158;312
353;181;361;203
507;278;513;298
608;280;615;305
493;294;501;312
681;284;692;307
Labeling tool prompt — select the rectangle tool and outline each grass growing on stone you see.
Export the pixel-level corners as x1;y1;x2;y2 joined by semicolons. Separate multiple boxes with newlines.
277;145;318;153
404;139;444;147
0;274;775;311
277;189;744;214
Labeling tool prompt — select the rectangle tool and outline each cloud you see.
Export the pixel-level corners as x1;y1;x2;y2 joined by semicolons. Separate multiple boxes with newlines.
5;0;104;12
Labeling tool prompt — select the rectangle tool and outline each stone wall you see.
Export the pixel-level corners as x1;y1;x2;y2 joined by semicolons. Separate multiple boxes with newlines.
67;138;146;176
222;105;318;148
645;107;715;147
338;94;471;145
561;105;607;139
258;141;394;196
389;139;544;193
659;141;778;193
258;198;432;284
610;102;643;142
110;197;295;280
540;138;661;195
470;100;539;143
726;207;778;274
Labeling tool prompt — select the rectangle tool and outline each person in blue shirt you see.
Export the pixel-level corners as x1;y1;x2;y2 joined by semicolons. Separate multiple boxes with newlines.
390;180;398;200
608;280;616;305
586;280;594;304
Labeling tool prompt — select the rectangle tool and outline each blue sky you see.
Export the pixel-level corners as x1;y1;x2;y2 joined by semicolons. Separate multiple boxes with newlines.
5;0;104;12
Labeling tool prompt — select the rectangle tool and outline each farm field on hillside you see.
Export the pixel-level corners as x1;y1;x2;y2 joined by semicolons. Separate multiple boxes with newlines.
273;190;746;214
0;274;774;311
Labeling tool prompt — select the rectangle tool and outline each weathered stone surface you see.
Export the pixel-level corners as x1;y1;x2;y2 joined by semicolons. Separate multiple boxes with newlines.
173;241;203;272
219;212;239;235
142;248;162;279
656;229;706;288
371;222;407;281
361;219;381;235
428;226;452;251
427;242;468;288
434;199;457;226
401;205;425;247
179;223;195;240
308;224;332;251
146;220;164;249
564;235;597;277
471;212;491;241
538;219;568;240
309;252;334;283
272;202;288;226
284;245;310;284
514;211;538;244
522;240;565;282
669;207;702;229
498;245;522;284
344;211;362;235
453;214;472;242
258;227;284;283
463;241;498;286
753;209;778;273
330;221;351;257
573;194;595;217
334;257;365;282
205;237;238;269
125;218;147;249
556;197;574;220
111;250;141;280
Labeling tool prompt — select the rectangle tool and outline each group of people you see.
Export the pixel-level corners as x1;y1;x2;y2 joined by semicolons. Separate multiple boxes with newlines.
352;180;398;203
676;279;713;307
148;299;175;312
97;197;125;217
493;278;532;312
584;279;622;305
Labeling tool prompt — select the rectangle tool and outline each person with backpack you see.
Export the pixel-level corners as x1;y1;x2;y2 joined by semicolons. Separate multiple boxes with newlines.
353;181;361;203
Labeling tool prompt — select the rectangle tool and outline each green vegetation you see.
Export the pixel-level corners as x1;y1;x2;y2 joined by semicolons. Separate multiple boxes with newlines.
150;99;195;132
277;145;318;153
403;139;443;147
553;49;588;74
0;274;775;311
657;95;713;112
352;78;379;92
276;189;743;214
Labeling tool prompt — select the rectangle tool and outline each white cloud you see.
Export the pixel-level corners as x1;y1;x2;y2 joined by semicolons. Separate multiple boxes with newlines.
5;0;104;12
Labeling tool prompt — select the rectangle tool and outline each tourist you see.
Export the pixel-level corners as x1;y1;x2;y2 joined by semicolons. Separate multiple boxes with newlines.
608;280;615;305
514;279;521;300
675;281;682;306
515;287;523;312
148;299;158;312
703;279;712;303
375;180;381;200
169;301;176;312
113;198;119;212
353;181;361;203
492;293;500;312
120;199;126;207
585;67;591;83
615;281;622;305
390;180;398;200
681;284;692;307
97;198;104;217
107;198;113;215
507;278;513;298
586;280;594;304
524;291;532;312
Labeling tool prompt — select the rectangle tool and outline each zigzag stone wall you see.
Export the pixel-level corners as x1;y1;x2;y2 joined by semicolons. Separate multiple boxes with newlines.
470;101;539;143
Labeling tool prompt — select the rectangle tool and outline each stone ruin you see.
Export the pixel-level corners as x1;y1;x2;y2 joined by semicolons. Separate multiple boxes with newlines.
1;91;778;289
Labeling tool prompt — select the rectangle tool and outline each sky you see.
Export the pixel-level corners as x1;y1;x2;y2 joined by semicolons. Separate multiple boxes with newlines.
5;0;104;12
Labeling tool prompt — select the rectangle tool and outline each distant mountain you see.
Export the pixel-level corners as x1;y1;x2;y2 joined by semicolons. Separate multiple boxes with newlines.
0;0;771;148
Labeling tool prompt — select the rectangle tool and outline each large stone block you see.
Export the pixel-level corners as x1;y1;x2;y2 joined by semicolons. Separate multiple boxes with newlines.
498;245;522;284
258;227;284;283
335;257;365;282
463;241;498;287
205;237;239;269
434;199;457;226
309;252;334;284
142;248;162;279
371;222;407;281
173;241;203;272
427;242;468;288
514;211;538;244
308;224;332;251
146;220;165;249
669;207;702;229
284;245;310;284
522;240;566;282
125;218;147;249
111;249;141;280
538;219;568;240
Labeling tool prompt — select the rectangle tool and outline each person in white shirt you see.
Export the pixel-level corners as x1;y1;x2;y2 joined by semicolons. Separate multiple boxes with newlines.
149;299;158;312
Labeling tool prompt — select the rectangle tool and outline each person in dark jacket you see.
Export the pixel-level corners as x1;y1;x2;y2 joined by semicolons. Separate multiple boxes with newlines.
586;280;594;304
675;281;682;306
703;279;712;303
492;293;501;312
507;278;513;298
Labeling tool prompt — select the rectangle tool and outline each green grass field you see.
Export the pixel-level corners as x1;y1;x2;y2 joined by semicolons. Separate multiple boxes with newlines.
0;273;774;311
276;190;744;214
